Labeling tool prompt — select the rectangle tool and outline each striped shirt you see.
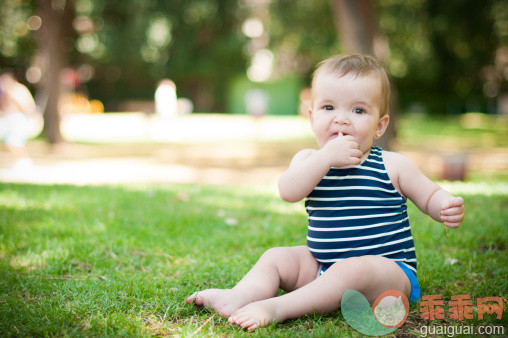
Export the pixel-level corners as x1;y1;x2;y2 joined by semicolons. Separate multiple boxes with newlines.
305;146;417;274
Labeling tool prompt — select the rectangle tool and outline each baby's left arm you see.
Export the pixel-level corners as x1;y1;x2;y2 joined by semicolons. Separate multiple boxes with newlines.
387;152;464;228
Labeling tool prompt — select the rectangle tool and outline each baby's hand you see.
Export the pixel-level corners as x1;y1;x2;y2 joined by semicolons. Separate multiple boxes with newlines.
440;196;464;228
322;134;362;168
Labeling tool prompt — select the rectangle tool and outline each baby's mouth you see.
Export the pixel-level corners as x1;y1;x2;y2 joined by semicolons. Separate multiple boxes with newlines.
331;131;349;139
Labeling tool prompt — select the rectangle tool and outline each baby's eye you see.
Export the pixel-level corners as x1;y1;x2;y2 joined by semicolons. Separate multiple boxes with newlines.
353;107;366;114
322;105;334;111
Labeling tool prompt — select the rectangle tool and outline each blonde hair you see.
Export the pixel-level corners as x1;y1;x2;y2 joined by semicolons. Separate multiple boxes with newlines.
312;54;390;116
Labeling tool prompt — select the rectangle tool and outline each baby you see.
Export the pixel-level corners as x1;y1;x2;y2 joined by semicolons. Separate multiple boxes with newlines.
186;54;465;331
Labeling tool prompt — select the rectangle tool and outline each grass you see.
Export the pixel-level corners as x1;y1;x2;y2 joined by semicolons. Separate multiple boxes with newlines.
1;113;507;336
1;178;507;336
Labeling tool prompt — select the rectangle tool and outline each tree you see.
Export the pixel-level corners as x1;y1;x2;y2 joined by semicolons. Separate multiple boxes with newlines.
328;0;395;149
38;0;75;143
329;0;377;55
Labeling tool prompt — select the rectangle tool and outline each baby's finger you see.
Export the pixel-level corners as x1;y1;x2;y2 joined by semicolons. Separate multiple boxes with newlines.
350;141;360;149
349;156;362;165
442;214;464;225
342;135;360;149
444;221;461;229
449;196;464;208
440;206;463;216
350;148;362;158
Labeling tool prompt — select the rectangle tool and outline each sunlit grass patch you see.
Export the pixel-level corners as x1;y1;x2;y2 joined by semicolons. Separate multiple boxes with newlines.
439;180;508;196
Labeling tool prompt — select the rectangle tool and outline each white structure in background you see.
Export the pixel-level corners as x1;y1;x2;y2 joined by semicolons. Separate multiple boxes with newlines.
155;79;177;119
245;88;269;117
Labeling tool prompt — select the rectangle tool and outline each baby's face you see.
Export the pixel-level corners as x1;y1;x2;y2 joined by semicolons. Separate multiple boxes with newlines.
309;72;388;154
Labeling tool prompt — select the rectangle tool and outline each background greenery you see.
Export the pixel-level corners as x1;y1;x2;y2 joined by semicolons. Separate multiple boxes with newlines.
0;0;505;114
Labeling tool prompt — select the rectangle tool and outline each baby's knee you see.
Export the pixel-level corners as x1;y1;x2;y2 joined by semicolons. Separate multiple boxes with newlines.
329;256;376;277
261;246;292;261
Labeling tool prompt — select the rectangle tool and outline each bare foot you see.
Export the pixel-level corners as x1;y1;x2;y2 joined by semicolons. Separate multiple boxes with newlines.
186;289;252;318
228;299;279;331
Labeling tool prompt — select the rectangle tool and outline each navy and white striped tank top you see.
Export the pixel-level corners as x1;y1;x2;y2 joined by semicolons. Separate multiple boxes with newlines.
305;146;417;274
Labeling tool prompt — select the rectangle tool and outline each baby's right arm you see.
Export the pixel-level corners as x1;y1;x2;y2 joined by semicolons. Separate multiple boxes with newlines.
278;136;361;202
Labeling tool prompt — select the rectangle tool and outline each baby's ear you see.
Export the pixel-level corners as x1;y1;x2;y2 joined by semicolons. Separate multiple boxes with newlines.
375;114;390;139
308;108;315;125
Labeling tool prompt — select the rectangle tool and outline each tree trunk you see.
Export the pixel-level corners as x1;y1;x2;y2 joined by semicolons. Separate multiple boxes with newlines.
39;0;74;144
329;0;397;150
329;0;377;55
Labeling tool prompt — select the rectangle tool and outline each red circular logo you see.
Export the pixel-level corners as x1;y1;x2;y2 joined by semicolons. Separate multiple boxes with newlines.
371;290;409;328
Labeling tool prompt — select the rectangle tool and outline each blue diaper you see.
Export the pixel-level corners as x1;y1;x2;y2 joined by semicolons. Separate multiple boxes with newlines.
395;262;421;303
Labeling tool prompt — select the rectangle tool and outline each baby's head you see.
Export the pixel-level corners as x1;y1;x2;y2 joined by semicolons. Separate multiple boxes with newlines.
308;54;391;151
312;54;390;117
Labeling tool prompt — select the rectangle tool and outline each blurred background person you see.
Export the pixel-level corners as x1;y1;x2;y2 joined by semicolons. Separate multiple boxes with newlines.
0;71;39;170
155;79;178;120
298;87;312;118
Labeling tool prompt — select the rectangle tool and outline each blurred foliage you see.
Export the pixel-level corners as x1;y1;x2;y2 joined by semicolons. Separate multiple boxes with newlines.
0;0;37;72
267;0;506;115
0;0;248;112
378;0;505;115
266;0;341;81
78;0;248;111
0;0;505;114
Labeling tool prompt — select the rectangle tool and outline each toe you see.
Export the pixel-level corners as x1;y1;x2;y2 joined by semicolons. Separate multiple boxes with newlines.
229;310;242;323
185;295;194;304
186;292;197;304
240;319;252;329
194;294;204;306
247;323;259;331
230;313;247;326
241;319;258;330
229;315;241;325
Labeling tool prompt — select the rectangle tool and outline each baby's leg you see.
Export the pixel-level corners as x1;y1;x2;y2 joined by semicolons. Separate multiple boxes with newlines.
229;255;410;330
186;246;319;317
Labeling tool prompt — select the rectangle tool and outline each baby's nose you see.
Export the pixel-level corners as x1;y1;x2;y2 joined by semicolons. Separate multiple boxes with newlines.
333;112;350;125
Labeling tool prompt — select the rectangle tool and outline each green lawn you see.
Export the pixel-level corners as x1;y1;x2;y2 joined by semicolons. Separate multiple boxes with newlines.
1;113;507;336
1;178;507;336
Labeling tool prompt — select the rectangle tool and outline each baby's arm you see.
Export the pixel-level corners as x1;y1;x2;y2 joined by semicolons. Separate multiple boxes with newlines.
386;152;464;228
278;149;329;203
278;135;362;202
